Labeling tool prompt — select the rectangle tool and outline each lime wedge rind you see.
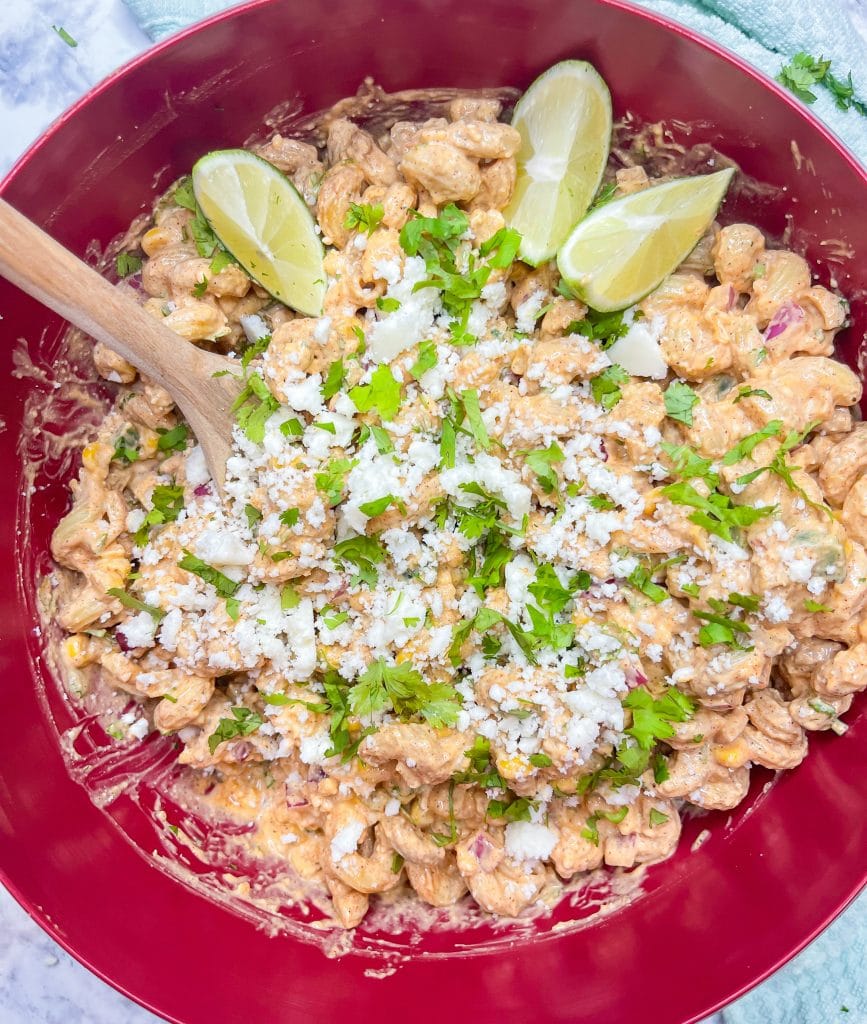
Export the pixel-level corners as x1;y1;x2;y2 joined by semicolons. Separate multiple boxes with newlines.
192;149;325;317
557;168;735;312
505;60;612;267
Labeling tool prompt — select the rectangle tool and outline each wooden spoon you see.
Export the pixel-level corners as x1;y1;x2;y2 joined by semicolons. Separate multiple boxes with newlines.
0;197;243;492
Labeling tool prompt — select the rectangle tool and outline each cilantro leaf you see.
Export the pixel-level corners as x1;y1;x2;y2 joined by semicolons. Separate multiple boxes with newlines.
344;202;385;235
626;564;669;604
244;503;263;530
722;420;783;465
231;372;280;444
733;386;772;404
239;333;271;372
568;308;630;349
460;388;491;451
156;424;189;453
660;442;720;487
116;252;141;277
623;686;695;749
661;480;775;542
208;706;263;754
134;484;185;545
349;658;461;727
106;588;165;621
349;364;402;421
410;340;438;380
358;494;405;518
112;428;139;465
315;456;357;507
178;550;240;599
590;364;630;411
664;380;699;426
332;534;387;587
522;442;564;494
322;357;345;401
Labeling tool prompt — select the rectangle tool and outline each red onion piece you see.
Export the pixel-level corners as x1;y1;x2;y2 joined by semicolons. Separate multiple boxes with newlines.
116;628;132;652
726;285;736;311
764;301;804;341
194;483;212;497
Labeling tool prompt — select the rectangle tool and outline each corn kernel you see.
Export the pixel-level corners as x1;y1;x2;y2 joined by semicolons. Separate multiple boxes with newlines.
495;754;530;780
81;443;101;470
713;740;750;768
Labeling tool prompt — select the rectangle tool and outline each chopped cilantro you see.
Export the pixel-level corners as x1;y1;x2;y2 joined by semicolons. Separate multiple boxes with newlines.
568;308;630;349
280;417;304;437
156;423;189;453
321;357;345;401
529;753;553;768
349;364;402;421
623;686;695;750
732;386;772;404
244;503;263;530
588;495;617;511
280;584;300;610
344;202;385;234
460;388;491;451
315;456;357;507
231;372;280;444
626;564;669;603
348;657;461;728
279;507;299;527
178;550;240;599
322;607;349;629
239;333;271;372
722;420;783;465
358;494;406;517
332;534;387;587
664;380;699;426
376;296;401;313
804;598;832;613
487;795;535;823
590;364;630;411
410;339;438;380
115;252;141;277
208;706;263;754
581;806;629;845
777;53;867;115
661;480;775;542
660;442;720;487
522;442;564;494
106;588;165;621
649;808;669;827
134;484;185;545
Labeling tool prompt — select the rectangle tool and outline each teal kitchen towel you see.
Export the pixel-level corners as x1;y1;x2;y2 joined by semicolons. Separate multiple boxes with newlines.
119;0;867;1021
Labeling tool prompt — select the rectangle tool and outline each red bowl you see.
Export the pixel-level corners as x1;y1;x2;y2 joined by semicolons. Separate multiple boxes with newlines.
1;1;865;1021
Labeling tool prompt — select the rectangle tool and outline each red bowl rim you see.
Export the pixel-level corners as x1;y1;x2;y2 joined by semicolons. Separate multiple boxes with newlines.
1;1;865;1021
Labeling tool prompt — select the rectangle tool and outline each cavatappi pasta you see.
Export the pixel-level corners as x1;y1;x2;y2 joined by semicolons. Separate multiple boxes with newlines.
50;91;865;928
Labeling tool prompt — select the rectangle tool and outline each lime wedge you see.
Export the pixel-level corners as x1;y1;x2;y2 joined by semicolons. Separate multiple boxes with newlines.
192;149;325;316
504;60;612;267
557;168;735;312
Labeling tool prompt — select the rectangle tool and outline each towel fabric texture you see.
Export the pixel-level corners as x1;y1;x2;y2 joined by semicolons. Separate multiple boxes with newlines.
119;0;867;1020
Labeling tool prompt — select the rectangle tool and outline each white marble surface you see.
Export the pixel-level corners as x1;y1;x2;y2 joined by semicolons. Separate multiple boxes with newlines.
0;1;863;1022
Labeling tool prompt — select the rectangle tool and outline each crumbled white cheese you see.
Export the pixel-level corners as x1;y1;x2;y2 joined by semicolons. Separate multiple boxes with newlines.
504;821;558;861
330;821;365;864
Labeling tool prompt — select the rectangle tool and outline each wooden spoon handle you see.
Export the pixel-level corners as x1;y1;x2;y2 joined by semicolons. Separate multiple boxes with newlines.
0;197;242;492
0;197;218;401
